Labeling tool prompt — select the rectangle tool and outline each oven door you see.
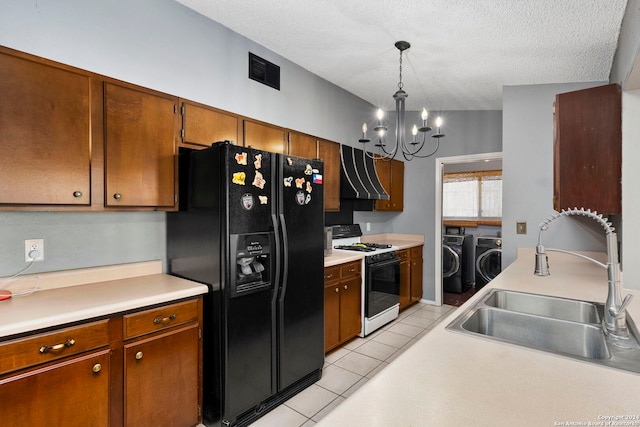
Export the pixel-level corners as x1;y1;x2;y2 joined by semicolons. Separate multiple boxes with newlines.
365;257;400;318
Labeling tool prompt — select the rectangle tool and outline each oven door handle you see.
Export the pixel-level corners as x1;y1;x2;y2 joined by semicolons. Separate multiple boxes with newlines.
368;257;400;269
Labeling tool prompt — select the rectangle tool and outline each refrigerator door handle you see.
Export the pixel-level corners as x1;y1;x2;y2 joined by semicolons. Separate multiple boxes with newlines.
270;213;282;305
278;213;289;299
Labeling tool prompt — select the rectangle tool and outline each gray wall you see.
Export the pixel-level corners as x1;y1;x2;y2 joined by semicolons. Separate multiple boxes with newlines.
0;0;372;277
502;82;610;269
358;110;503;301
612;0;640;291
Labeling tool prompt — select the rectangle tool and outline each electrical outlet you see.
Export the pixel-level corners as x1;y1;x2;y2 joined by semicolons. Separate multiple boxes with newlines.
25;239;44;262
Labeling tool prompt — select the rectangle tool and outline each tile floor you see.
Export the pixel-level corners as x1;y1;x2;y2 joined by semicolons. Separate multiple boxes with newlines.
249;302;457;427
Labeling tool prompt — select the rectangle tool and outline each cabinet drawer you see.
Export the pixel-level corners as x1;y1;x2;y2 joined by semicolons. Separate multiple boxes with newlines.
410;246;423;259
0;320;109;375
324;266;340;283
124;299;199;340
340;261;361;278
396;249;409;261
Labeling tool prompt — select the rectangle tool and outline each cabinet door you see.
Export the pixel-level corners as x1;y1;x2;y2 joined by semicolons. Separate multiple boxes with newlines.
104;82;177;208
318;139;341;212
288;131;317;159
181;101;238;148
124;323;199;427
554;84;621;214
374;159;392;210
324;281;341;352
410;247;423;303
0;350;110;427
0;52;91;205
398;258;411;310
339;276;362;341
389;159;404;211
243;120;286;153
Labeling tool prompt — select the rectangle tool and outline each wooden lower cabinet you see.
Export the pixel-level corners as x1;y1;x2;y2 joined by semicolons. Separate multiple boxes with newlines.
324;261;362;353
0;350;110;427
124;324;200;427
410;246;424;304
0;297;203;427
398;245;423;310
397;249;411;310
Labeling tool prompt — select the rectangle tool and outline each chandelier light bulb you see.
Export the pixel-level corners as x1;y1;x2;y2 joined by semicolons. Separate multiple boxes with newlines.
376;109;384;121
378;128;385;138
362;123;367;134
421;108;428;121
435;116;443;128
412;124;418;136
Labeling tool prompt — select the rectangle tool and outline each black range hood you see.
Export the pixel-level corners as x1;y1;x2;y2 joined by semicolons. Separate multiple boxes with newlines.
340;145;389;200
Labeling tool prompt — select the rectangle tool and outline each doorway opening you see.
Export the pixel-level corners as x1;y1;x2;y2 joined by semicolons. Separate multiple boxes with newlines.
434;152;502;306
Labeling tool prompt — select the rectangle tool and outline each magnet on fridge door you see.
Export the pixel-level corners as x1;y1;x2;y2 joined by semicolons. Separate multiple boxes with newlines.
295;178;305;189
283;177;293;187
241;193;254;210
286;158;293;166
252;171;266;189
295;191;305;206
259;195;268;204
305;194;311;204
313;173;323;184
304;164;313;175
306;182;312;193
235;152;248;165
254;153;263;169
232;172;246;185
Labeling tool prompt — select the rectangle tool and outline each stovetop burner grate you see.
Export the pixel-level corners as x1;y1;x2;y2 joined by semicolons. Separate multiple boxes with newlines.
333;242;392;252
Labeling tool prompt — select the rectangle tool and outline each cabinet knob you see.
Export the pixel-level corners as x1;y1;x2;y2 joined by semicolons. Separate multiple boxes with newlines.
113;193;122;200
92;363;102;373
135;351;143;360
344;285;348;290
325;274;334;280
335;288;339;293
73;191;82;198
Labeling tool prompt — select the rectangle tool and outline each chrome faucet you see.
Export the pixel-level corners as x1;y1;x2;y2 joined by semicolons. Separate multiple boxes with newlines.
534;208;633;339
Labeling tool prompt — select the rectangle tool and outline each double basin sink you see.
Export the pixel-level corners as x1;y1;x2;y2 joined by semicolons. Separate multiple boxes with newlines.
446;289;640;374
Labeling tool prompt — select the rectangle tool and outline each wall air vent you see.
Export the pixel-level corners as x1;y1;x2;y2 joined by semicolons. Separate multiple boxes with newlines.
249;53;280;90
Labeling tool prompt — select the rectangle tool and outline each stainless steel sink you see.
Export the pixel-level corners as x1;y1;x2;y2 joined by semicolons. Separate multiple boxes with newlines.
446;289;640;374
484;290;600;324
461;307;610;359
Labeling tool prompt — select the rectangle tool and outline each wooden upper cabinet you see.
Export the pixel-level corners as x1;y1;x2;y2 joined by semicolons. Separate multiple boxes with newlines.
104;82;178;208
243;119;286;153
0;50;91;206
554;84;621;214
317;139;340;212
180;100;238;149
288;131;318;159
375;158;404;211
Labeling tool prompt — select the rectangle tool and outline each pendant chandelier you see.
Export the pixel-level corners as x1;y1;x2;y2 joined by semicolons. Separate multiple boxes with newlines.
359;41;445;161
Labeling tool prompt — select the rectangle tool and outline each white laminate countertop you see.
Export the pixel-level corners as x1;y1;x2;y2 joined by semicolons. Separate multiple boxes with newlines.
0;261;208;338
318;247;640;426
324;233;424;267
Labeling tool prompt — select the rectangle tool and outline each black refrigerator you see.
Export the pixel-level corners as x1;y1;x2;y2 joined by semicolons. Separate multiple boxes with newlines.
167;141;324;427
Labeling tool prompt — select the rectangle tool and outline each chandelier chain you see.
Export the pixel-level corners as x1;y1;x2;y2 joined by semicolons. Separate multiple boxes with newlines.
398;49;404;90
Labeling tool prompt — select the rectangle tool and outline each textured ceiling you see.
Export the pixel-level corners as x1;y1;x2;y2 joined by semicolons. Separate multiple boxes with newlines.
175;0;628;111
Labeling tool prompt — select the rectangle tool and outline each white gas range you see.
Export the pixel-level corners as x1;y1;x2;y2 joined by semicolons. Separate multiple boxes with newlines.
331;224;400;336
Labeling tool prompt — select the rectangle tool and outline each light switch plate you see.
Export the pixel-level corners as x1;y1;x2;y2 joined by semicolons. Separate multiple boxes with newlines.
516;222;527;235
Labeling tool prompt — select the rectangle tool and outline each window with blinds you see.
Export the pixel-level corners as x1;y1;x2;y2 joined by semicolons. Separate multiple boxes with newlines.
443;170;502;226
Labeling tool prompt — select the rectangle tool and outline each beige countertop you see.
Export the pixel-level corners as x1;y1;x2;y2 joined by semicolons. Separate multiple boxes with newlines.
324;233;424;267
0;260;208;338
318;247;640;426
